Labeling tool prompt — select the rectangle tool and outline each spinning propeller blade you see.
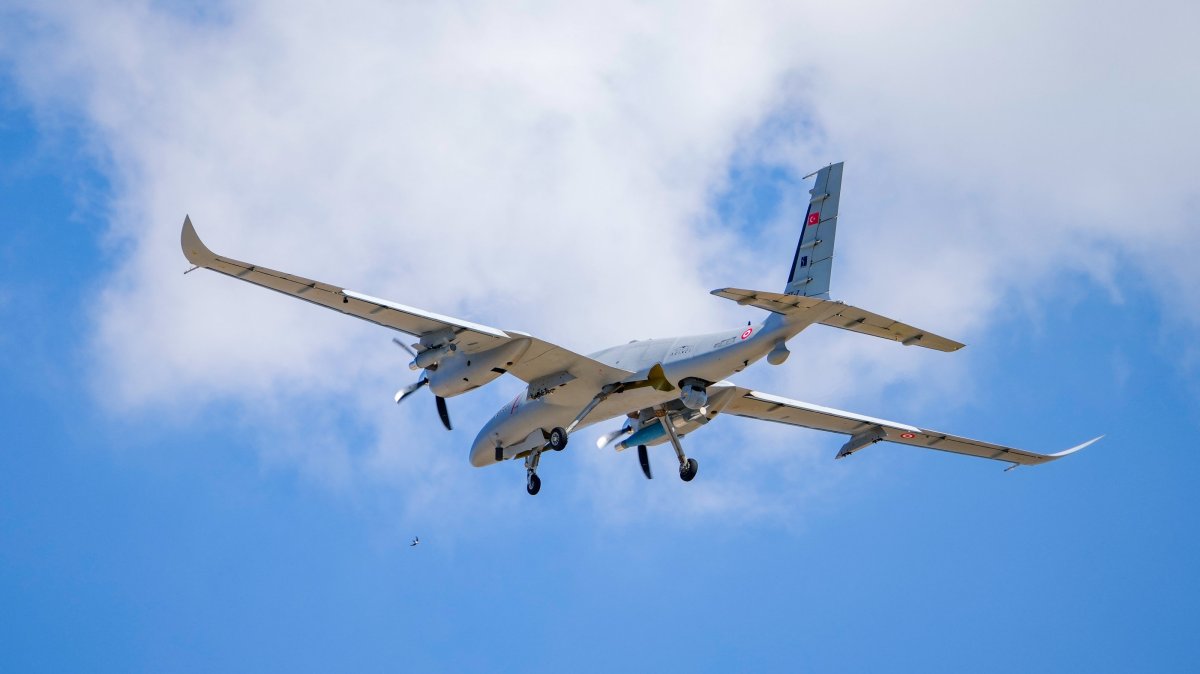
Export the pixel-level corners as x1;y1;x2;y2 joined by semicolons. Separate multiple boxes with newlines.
393;339;453;431
392;337;417;358
596;426;632;449
435;396;452;431
637;445;653;480
394;376;429;404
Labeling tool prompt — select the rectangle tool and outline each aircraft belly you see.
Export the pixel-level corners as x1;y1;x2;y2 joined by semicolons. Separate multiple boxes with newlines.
469;387;680;467
471;321;789;467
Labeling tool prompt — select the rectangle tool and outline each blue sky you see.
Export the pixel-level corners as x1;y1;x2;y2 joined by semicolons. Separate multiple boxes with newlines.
3;2;1199;672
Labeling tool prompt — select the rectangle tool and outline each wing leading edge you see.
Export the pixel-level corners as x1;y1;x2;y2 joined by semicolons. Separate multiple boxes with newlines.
180;216;629;388
711;287;965;352
722;388;1098;467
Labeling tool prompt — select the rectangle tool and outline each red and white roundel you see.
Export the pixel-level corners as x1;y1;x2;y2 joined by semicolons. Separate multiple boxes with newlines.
900;432;916;439
741;327;754;340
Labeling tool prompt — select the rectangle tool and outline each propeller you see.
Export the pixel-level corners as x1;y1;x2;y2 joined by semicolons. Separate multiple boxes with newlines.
393;337;417;358
393;374;429;404
637;445;653;480
435;395;452;431
392;338;453;431
595;425;632;449
595;424;649;478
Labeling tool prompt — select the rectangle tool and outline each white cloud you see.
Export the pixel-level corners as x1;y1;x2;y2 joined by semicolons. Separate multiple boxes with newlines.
4;0;1197;525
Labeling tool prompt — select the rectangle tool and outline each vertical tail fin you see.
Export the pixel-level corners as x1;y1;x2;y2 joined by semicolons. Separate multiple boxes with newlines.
785;162;843;298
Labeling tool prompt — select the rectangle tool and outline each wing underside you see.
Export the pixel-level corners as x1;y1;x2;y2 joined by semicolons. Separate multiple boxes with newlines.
722;388;1098;467
180;216;628;387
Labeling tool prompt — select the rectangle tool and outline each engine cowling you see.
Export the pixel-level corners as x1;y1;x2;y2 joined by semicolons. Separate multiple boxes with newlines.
428;338;530;398
679;378;708;410
409;342;456;371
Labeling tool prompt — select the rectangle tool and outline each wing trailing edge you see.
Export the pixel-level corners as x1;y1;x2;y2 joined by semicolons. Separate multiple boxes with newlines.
723;388;1097;467
178;216;631;389
711;287;965;352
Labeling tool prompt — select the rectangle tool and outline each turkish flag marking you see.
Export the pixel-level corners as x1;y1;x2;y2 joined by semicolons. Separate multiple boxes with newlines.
807;212;820;226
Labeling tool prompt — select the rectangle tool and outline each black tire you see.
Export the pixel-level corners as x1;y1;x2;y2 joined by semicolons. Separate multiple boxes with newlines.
527;473;542;495
548;427;568;451
679;457;698;482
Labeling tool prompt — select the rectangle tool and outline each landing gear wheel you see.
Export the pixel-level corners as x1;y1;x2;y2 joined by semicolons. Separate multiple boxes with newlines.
679;457;698;482
526;472;542;495
548;426;568;451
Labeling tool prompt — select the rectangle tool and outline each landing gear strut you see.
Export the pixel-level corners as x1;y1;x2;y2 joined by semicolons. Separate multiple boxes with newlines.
655;405;699;483
525;447;543;496
523;427;570;496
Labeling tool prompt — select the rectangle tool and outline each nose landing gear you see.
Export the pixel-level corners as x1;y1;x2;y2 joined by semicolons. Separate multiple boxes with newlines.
524;426;569;496
525;447;543;496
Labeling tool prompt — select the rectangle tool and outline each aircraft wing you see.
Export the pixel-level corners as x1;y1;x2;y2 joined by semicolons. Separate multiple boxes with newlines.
180;216;628;387
721;388;1098;467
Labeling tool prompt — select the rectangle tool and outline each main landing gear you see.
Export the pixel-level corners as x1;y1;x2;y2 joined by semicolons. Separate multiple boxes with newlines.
655;405;699;483
679;457;698;482
522;420;698;495
636;443;698;482
525;426;568;496
547;426;568;451
525;448;542;495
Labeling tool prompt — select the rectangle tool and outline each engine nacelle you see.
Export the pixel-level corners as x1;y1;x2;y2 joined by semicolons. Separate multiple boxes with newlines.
428;338;531;398
679;378;708;410
410;342;456;371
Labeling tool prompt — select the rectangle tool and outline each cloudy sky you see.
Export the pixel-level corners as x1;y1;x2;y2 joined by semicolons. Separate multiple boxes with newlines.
2;0;1198;671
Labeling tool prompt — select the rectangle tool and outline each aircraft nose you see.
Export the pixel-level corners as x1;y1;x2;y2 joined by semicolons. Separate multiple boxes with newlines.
469;425;498;467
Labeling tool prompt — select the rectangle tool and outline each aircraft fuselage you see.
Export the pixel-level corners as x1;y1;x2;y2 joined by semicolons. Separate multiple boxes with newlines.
469;311;808;466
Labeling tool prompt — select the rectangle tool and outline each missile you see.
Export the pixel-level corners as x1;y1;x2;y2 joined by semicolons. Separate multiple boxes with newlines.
615;423;668;451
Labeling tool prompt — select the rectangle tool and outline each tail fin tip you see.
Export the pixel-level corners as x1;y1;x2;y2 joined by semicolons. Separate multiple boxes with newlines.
786;161;844;298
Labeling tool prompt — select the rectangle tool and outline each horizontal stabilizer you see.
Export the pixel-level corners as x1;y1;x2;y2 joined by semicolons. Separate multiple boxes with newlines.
711;287;965;352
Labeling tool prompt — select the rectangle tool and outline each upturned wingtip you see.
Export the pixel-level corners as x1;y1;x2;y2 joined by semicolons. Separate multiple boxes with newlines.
180;214;215;266
1052;435;1104;459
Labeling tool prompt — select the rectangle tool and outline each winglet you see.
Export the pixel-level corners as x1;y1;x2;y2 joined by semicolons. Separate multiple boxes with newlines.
181;215;217;267
1007;435;1101;471
1048;435;1104;460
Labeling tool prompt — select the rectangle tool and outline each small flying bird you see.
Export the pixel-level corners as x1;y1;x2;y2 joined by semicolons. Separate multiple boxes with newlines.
410;536;420;547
